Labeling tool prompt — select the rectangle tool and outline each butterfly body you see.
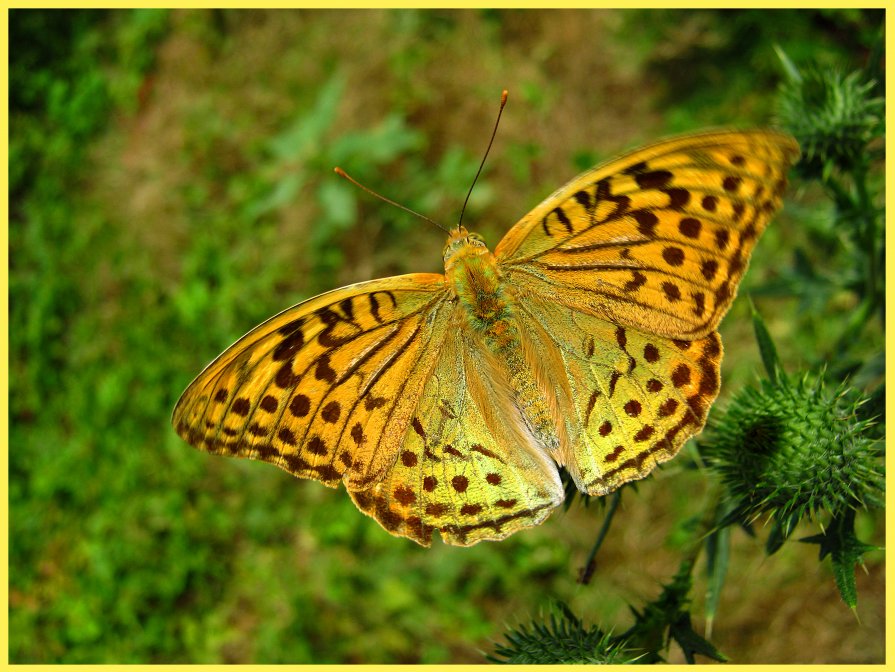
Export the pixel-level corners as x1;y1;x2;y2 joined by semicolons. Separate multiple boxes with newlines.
174;129;799;546
446;227;566;457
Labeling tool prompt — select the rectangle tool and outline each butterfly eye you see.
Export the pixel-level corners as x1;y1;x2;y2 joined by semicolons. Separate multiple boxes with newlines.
442;239;460;259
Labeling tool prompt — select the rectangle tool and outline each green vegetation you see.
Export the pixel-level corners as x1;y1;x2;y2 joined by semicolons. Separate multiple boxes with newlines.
10;9;884;664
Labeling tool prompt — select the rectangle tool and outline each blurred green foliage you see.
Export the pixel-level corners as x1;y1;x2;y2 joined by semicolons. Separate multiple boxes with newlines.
9;8;884;664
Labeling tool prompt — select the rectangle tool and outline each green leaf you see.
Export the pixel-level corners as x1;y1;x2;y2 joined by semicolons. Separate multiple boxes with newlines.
766;511;800;556
246;75;346;220
704;523;730;634
621;558;728;663
328;113;424;168
317;179;357;229
774;44;803;84
800;509;880;608
245;171;304;220
669;613;728;663
750;301;783;384
267;76;344;161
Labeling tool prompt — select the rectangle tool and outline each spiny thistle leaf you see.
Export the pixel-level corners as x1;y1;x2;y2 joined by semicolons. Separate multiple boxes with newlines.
773;44;803;84
623;560;727;663
487;602;636;664
561;466;593;510
800;508;881;608
669;612;728;664
765;511;801;555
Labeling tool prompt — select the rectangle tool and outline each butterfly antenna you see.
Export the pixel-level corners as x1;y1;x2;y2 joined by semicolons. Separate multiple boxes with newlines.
333;167;450;233
457;89;508;230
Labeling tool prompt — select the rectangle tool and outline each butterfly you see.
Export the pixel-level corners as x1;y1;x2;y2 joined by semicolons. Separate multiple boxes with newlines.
173;127;799;547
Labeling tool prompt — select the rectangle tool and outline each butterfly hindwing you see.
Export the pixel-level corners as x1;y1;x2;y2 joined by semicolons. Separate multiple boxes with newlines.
513;291;721;494
351;326;564;546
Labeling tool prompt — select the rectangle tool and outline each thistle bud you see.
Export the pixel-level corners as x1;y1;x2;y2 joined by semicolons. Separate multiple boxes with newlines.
701;375;883;530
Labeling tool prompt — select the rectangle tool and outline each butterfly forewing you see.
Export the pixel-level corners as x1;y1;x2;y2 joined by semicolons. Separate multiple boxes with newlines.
173;274;453;489
495;130;800;339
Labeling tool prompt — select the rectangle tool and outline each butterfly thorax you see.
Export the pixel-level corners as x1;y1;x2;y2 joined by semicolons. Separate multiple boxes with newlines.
444;227;561;453
444;228;511;337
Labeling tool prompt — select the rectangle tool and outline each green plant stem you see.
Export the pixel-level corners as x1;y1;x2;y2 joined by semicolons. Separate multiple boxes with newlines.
850;161;882;324
578;490;621;585
832;296;876;357
682;482;725;569
823;164;882;354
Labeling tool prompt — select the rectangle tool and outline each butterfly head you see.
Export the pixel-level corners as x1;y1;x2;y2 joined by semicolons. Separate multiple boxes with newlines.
443;226;491;272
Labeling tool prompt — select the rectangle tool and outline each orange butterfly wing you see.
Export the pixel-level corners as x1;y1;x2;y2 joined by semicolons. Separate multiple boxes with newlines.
496;129;800;338
494;129;799;493
173;273;564;546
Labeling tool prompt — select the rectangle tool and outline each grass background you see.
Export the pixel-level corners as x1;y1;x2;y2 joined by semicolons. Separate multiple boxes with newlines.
9;8;885;664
